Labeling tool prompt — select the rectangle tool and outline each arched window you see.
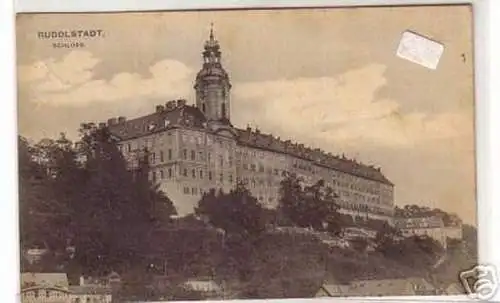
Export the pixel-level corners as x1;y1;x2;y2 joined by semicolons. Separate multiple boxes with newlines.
202;103;206;113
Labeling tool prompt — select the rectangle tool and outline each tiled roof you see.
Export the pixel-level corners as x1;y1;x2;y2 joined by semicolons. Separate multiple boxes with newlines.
107;100;207;141
235;127;393;185
21;273;69;290
107;103;392;185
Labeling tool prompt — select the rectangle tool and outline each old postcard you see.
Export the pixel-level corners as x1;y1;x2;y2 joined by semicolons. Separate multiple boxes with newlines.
16;5;482;302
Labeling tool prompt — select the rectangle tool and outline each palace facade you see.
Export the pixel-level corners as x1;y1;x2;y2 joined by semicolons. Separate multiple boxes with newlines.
106;27;395;221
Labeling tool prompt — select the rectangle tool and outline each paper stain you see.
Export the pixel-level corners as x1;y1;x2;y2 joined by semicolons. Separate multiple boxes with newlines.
396;30;444;70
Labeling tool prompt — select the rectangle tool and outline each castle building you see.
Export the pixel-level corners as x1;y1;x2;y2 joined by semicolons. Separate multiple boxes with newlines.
394;216;463;249
106;26;395;220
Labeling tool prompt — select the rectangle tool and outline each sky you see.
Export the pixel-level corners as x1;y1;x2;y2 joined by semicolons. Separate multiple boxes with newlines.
16;5;476;224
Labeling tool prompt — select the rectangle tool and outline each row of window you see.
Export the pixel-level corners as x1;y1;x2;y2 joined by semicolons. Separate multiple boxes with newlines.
153;172;391;207
132;147;237;167
150;149;173;163
151;168;174;182
181;132;232;148
180;149;234;166
23;292;107;303
182;149;204;161
122;133;175;152
151;167;239;184
181;133;204;145
121;130;234;150
122;138;390;183
238;149;280;160
340;202;392;215
22;290;65;298
239;163;390;197
340;190;381;204
141;152;390;197
183;187;204;196
181;168;217;181
242;163;289;176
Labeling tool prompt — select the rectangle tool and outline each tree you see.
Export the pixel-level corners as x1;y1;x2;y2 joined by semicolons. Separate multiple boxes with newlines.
376;231;443;270
195;182;266;237
19;136;49;249
235;233;328;299
69;123;177;274
278;173;341;234
374;221;400;251
18;135;78;253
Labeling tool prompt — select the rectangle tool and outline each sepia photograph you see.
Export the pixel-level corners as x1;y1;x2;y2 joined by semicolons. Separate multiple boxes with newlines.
16;5;478;302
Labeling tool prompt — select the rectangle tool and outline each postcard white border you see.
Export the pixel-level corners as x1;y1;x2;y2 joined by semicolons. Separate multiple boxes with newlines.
3;0;499;302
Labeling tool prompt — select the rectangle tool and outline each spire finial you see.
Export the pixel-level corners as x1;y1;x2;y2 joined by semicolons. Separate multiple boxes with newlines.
210;22;214;41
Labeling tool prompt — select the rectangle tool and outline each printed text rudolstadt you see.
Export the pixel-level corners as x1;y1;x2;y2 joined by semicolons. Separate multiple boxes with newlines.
37;30;105;39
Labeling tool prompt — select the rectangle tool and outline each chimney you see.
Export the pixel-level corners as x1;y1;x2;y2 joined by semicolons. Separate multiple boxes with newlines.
177;99;187;107
166;101;176;110
107;118;117;126
118;116;126;123
156;105;165;113
79;276;85;286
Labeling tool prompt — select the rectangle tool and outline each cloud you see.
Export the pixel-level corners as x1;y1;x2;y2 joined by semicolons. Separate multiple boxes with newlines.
232;63;473;149
18;50;194;107
17;55;476;224
232;64;475;224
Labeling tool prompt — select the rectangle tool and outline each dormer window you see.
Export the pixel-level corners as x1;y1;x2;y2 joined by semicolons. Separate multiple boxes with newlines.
164;120;170;127
148;123;156;131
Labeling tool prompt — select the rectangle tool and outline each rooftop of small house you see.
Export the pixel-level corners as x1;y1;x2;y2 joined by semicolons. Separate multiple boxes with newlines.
105;101;393;186
393;216;445;229
21;273;69;290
